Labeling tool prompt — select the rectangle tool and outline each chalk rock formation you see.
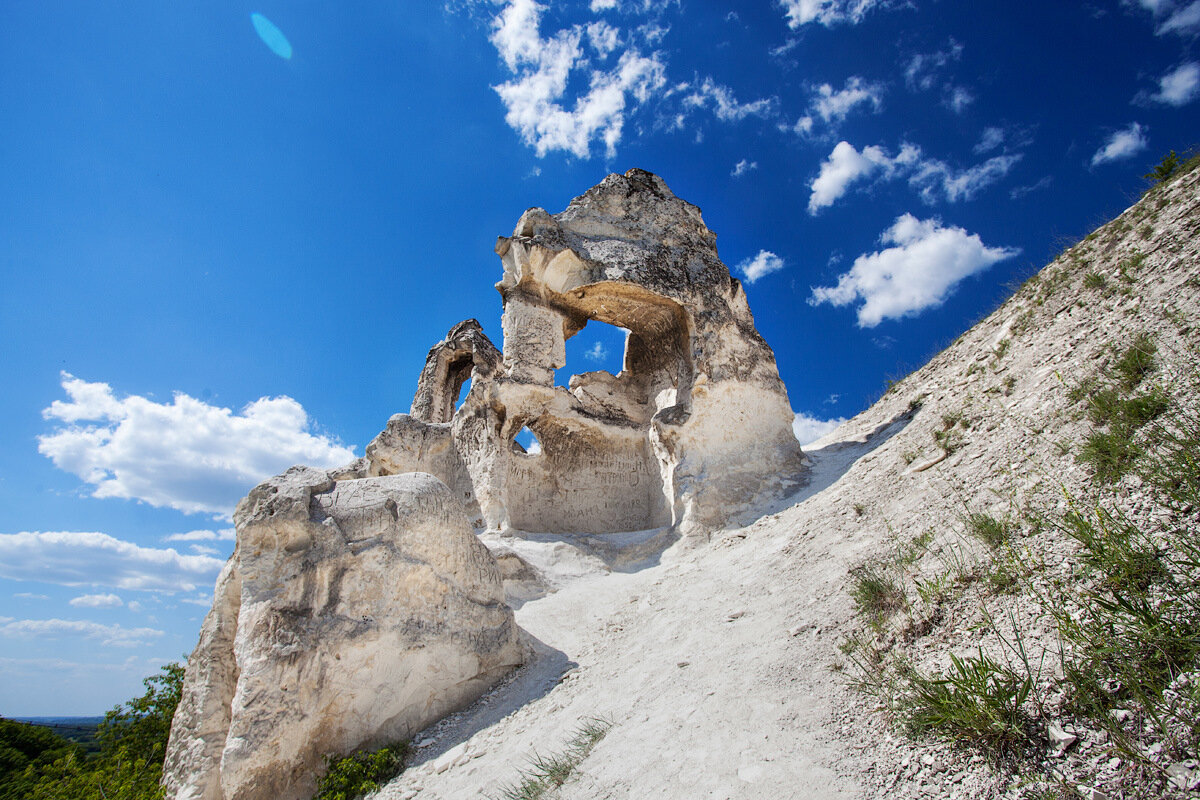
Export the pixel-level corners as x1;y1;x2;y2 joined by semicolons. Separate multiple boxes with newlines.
162;469;523;800
165;167;807;800
367;168;808;536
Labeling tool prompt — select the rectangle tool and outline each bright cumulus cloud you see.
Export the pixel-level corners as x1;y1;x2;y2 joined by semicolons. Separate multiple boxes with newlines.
736;251;786;283
0;618;163;648
809;215;1019;327
489;0;667;158
792;412;846;447
0;531;224;593
38;374;355;517
1091;123;1149;166
808;141;1020;213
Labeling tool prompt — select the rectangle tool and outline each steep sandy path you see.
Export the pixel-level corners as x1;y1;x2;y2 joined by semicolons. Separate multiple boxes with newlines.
377;427;901;799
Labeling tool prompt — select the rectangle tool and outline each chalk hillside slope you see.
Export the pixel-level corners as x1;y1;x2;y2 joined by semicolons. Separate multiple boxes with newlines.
376;165;1200;799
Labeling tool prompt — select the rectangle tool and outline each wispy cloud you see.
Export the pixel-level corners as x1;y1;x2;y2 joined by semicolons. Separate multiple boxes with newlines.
39;374;355;517
584;342;610;361
0;531;224;593
808;141;1020;212
778;0;892;28
736;250;786;283
1148;62;1200;106
974;126;1006;154
944;86;974;114
681;77;775;122
1091;122;1149;166
1129;0;1200;34
0;618;163;648
809;214;1019;327
792;76;885;135
731;158;758;177
904;40;963;91
163;529;236;543
69;593;124;609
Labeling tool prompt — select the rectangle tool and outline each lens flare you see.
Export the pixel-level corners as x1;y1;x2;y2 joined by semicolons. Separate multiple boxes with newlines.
250;13;292;60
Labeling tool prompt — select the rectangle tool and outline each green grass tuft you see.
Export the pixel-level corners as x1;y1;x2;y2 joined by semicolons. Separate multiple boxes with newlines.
495;718;612;800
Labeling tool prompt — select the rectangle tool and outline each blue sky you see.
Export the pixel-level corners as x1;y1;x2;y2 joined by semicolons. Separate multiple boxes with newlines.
1;0;1197;715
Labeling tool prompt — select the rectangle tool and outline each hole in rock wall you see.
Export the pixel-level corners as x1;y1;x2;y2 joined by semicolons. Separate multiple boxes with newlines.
512;426;541;456
456;377;472;411
555;320;629;387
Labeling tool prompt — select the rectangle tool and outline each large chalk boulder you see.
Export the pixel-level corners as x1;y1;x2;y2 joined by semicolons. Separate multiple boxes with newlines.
162;468;525;800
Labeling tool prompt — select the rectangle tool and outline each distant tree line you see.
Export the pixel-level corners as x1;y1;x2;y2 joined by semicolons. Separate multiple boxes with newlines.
0;663;183;800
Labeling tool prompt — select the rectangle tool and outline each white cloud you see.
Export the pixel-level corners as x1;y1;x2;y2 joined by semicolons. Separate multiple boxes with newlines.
69;593;124;609
778;0;888;28
811;77;884;123
39;374;355;517
1140;0;1200;33
0;531;224;593
808;141;1020;212
586;21;620;57
163;529;236;543
974;126;1006;154
809;214;1019;327
809;142;886;212
584;342;610;361
1010;175;1053;199
0;618;163;648
591;0;619;9
792;412;846;447
910;153;1022;203
14;592;49;600
792;115;814;135
904;40;963;91
945;86;974;114
1151;62;1200;106
1091;123;1149;166
731;158;758;177
1160;1;1200;32
736;250;786;283
489;0;667;159
683;78;775;122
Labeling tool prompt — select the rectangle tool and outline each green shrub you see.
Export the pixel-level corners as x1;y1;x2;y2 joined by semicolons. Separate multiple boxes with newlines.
849;563;905;618
316;742;408;800
965;513;1011;549
896;651;1034;756
1083;272;1107;290
1112;333;1156;391
1077;430;1141;484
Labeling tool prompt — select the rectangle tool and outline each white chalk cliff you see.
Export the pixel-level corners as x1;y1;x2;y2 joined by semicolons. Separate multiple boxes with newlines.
163;169;807;799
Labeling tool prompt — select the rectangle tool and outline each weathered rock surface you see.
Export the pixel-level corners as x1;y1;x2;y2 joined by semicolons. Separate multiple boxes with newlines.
162;468;524;800
166;168;810;800
367;168;808;537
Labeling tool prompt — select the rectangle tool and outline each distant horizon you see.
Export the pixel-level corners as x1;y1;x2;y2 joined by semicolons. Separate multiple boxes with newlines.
2;0;1198;716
